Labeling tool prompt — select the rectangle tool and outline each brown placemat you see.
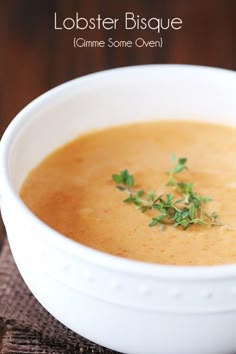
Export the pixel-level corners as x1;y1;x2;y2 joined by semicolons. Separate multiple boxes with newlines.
0;238;119;354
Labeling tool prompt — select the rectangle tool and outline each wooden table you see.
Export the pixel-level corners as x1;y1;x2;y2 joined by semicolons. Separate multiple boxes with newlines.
1;0;236;351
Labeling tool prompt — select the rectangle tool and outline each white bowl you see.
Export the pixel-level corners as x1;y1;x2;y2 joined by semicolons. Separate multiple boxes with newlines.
1;65;236;354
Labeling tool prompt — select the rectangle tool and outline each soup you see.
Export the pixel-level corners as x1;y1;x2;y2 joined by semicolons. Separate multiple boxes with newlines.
20;121;236;266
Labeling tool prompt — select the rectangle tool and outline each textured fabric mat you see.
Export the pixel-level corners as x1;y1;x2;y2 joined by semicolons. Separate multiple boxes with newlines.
0;238;118;354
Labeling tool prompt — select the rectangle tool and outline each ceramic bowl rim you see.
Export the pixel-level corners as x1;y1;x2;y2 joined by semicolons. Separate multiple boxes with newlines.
1;64;236;280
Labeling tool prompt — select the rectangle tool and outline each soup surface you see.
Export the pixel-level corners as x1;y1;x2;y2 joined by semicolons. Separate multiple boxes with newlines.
20;121;236;265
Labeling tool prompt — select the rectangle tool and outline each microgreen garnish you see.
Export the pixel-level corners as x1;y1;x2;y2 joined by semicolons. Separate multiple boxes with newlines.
112;156;223;230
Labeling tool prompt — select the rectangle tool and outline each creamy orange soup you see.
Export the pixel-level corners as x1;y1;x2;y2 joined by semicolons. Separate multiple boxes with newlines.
20;121;236;266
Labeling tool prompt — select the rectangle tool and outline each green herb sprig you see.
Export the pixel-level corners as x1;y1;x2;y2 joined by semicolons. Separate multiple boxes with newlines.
112;155;222;230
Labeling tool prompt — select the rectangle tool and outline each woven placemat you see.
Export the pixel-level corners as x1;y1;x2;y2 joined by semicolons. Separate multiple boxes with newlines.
0;238;119;354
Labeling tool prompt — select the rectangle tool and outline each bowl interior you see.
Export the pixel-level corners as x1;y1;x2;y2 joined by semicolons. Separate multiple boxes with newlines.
4;65;236;192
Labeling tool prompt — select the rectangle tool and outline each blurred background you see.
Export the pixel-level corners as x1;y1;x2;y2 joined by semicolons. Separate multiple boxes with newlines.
1;0;236;138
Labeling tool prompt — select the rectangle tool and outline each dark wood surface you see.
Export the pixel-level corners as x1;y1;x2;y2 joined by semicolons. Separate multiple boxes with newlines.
0;0;236;351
